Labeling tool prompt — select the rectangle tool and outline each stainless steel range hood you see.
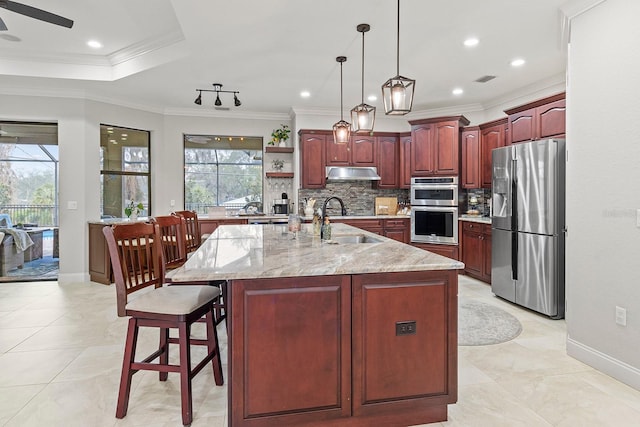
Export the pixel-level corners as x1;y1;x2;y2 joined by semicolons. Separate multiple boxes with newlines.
325;166;381;181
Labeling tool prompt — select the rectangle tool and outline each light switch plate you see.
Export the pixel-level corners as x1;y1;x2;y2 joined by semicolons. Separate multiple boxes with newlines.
637;209;640;228
67;201;78;210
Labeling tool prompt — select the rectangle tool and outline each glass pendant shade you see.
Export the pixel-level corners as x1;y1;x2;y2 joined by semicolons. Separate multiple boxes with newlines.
351;103;376;133
382;75;415;115
332;55;351;145
352;23;375;133
333;120;351;144
382;0;415;115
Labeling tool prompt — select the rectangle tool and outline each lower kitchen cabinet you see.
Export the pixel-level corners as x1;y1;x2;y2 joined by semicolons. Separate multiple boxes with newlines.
199;218;248;236
88;222;111;285
334;218;410;243
411;242;459;261
461;221;492;283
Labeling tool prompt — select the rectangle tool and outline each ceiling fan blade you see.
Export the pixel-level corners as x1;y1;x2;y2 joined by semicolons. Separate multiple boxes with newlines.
2;1;73;28
0;16;7;31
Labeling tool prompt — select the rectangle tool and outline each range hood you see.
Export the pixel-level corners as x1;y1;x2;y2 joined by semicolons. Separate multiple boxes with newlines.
325;166;381;181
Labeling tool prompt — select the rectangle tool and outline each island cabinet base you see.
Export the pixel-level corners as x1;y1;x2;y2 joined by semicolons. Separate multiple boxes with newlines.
229;270;458;426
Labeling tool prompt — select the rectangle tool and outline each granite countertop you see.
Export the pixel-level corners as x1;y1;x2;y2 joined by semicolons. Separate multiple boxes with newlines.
458;215;491;224
88;217;149;225
203;214;411;221
167;223;463;282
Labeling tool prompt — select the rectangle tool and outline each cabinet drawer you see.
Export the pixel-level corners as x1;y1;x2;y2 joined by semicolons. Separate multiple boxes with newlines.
384;219;409;229
338;219;384;228
461;221;485;232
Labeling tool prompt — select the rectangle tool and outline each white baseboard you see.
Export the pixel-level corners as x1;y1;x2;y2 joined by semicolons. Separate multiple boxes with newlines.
567;336;640;391
57;272;90;284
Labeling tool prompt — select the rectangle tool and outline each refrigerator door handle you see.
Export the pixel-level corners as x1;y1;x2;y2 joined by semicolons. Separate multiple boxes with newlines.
511;158;518;280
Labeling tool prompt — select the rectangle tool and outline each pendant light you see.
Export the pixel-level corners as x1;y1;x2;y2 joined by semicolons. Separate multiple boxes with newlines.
332;56;351;144
382;0;415;115
351;23;375;133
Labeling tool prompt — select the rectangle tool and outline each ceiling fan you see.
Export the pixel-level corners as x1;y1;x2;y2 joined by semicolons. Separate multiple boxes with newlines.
0;1;73;31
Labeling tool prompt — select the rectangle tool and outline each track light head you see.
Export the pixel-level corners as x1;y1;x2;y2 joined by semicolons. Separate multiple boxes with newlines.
194;91;202;105
215;93;222;106
193;83;242;108
234;93;241;106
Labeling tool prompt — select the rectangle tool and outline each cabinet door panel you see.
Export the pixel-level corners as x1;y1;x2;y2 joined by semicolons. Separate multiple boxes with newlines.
411;125;434;176
352;136;376;166
434;122;459;175
231;276;352;425
481;125;505;188
508;108;535;144
537;99;566;139
301;134;326;188
326;135;350;165
461;130;480;189
399;135;412;188
377;136;399;188
462;230;483;277
352;271;454;416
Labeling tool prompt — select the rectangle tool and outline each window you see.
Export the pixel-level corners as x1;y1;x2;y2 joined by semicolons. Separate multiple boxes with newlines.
184;135;262;214
100;125;150;218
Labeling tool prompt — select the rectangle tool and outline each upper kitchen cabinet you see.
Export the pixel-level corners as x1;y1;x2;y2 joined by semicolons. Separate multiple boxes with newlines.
375;134;399;189
461;127;481;189
399;133;412;189
299;130;327;189
326;134;377;167
480;118;507;188
505;93;566;144
409;116;469;177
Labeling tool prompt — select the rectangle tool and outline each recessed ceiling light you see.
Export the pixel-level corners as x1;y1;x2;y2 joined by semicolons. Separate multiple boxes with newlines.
511;58;525;67
87;40;102;49
463;38;479;47
367;94;377;102
300;91;310;98
452;88;464;95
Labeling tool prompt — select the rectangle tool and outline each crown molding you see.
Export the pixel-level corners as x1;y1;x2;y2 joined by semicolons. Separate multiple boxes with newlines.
482;73;566;111
559;0;607;48
164;107;290;121
108;30;185;66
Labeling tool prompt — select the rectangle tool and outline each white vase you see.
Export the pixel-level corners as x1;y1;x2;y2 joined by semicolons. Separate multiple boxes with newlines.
278;140;287;147
130;212;138;221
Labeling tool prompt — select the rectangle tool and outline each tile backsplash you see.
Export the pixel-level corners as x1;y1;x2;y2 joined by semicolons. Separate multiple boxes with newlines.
464;188;491;216
299;182;409;216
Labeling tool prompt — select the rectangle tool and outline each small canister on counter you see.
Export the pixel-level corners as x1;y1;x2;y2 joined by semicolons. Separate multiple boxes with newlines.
321;216;331;241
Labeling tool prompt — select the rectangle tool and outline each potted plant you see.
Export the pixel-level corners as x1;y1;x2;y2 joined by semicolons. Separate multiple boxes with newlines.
125;201;144;220
270;124;291;146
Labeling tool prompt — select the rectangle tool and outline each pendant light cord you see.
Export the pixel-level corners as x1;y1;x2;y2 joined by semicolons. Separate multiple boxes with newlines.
361;29;365;104
396;0;400;76
340;60;344;120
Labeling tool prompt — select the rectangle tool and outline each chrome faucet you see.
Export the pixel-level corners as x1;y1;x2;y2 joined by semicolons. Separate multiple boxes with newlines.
322;196;347;219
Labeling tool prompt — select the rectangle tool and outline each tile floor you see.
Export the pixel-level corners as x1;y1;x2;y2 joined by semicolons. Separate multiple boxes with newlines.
1;275;640;426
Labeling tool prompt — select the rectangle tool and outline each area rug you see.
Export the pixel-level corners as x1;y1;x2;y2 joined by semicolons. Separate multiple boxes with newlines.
2;256;58;282
459;299;522;346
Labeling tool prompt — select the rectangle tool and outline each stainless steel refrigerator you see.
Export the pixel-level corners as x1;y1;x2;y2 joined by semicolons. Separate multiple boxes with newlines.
491;139;566;319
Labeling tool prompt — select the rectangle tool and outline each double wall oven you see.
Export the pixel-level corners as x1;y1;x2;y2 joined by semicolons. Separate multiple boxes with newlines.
410;177;460;244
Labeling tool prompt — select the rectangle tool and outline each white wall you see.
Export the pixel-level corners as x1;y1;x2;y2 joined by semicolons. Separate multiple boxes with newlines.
566;0;640;389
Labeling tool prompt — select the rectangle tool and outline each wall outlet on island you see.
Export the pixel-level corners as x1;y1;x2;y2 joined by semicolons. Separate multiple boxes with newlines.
615;306;627;326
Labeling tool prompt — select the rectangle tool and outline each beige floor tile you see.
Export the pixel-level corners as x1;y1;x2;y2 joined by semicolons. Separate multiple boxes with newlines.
0;308;67;328
0;384;45;425
0;348;82;386
0;326;41;353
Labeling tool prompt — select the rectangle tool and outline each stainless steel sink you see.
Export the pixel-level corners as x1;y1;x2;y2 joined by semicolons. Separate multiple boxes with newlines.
329;234;382;244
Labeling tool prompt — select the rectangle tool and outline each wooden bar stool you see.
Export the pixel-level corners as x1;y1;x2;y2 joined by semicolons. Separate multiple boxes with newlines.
172;210;201;254
103;222;223;426
150;215;188;270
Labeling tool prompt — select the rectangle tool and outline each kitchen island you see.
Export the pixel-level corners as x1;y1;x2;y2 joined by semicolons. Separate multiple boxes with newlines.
168;223;463;427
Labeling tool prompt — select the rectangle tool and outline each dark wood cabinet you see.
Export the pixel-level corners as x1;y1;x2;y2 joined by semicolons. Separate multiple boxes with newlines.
506;93;566;144
461;221;491;283
325;133;349;166
399;133;412;189
410;122;435;176
409;116;469;177
88;222;111;285
334;218;384;235
351;135;377;166
231;270;458;426
461;127;481;189
200;218;248;236
376;134;399;189
383;218;410;243
480;119;507;188
300;131;327;188
411;242;459;261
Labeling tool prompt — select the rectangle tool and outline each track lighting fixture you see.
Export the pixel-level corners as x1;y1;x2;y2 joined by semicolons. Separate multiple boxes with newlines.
332;56;351;145
351;24;375;133
194;83;241;107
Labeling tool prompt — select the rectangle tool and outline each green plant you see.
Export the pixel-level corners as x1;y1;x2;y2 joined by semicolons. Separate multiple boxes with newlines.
270;124;290;144
125;201;144;218
272;158;284;170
